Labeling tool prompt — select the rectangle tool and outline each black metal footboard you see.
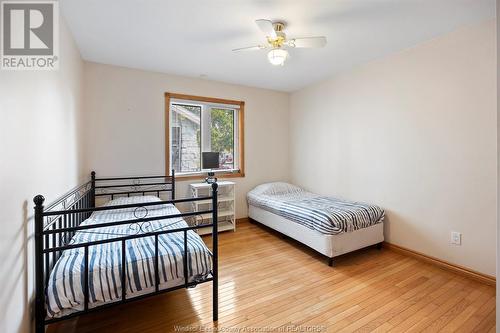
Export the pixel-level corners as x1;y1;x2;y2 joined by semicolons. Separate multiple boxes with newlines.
34;170;219;333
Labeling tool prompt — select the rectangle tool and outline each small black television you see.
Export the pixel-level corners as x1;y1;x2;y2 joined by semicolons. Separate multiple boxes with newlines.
202;152;220;170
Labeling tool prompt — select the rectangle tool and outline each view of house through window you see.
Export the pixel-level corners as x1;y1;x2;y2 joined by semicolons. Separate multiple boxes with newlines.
171;104;201;172
168;95;243;176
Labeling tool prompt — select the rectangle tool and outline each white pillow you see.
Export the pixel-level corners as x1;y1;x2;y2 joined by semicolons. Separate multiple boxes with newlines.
250;182;304;196
103;195;162;207
89;195;166;220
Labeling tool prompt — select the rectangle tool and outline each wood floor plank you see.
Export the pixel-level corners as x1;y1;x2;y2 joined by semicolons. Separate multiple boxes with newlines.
46;219;495;333
455;296;496;333
387;278;461;331
436;285;492;332
352;273;449;332
401;279;474;332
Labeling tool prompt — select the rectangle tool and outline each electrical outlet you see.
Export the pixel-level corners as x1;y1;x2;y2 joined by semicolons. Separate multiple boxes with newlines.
451;231;461;245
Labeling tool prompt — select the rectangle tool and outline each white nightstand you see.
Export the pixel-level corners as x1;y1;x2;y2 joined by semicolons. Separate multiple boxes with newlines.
189;181;236;235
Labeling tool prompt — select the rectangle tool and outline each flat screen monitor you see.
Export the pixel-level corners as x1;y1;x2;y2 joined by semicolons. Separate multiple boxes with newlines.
202;152;220;170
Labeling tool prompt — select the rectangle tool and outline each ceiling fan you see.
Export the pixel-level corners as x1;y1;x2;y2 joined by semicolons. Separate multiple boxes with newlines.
233;19;327;66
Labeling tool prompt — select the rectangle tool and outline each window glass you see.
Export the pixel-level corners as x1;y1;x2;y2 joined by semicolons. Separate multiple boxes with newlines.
210;108;234;170
171;103;201;173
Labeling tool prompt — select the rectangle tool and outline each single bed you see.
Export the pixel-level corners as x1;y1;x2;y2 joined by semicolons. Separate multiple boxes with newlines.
34;171;220;333
46;195;213;318
247;182;385;265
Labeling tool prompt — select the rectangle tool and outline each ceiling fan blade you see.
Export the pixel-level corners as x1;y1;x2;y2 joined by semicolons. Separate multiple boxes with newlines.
288;36;327;48
232;45;266;52
255;19;277;39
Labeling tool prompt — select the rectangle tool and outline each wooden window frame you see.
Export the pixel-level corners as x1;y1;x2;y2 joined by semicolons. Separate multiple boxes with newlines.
165;92;245;180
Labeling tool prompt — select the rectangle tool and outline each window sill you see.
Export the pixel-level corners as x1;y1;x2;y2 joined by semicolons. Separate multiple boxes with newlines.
174;171;245;181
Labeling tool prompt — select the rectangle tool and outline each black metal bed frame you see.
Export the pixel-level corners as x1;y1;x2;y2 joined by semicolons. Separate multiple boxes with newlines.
34;170;219;333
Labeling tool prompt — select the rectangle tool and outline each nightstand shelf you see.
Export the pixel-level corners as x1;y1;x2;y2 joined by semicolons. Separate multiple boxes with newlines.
190;181;235;235
193;195;234;205
196;221;235;235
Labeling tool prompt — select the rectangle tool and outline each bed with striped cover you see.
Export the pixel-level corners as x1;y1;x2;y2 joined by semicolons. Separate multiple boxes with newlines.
247;183;385;235
46;196;212;318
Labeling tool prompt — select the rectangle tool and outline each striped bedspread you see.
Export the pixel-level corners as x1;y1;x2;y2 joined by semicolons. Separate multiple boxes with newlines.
46;196;212;318
247;183;385;235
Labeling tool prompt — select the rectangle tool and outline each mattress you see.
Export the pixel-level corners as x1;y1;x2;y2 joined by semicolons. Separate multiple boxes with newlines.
46;196;212;318
249;205;384;258
247;183;385;235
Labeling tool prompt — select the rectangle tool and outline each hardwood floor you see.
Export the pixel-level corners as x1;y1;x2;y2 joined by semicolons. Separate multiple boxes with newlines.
47;219;496;333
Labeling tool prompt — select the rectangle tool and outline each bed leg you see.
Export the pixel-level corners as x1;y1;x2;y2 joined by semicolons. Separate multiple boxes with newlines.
376;242;383;250
34;195;46;333
212;183;219;322
328;257;334;267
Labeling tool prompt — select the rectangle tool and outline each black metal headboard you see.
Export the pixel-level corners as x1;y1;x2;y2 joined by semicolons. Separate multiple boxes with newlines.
93;170;175;201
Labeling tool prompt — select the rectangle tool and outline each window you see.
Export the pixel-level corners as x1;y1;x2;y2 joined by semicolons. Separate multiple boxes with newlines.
165;93;245;178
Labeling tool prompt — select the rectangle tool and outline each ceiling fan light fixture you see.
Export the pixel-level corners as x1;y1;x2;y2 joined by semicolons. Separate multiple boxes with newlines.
233;19;326;66
267;48;288;66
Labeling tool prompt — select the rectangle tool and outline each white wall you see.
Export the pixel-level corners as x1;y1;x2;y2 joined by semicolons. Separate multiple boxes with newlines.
496;0;499;326
82;62;289;218
290;20;497;276
0;19;84;333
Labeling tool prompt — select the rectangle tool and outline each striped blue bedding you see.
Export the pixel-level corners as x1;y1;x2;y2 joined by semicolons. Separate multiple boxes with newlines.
46;196;212;318
247;183;385;235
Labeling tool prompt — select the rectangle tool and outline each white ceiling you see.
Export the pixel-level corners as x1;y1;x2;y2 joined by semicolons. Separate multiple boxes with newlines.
61;0;495;92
